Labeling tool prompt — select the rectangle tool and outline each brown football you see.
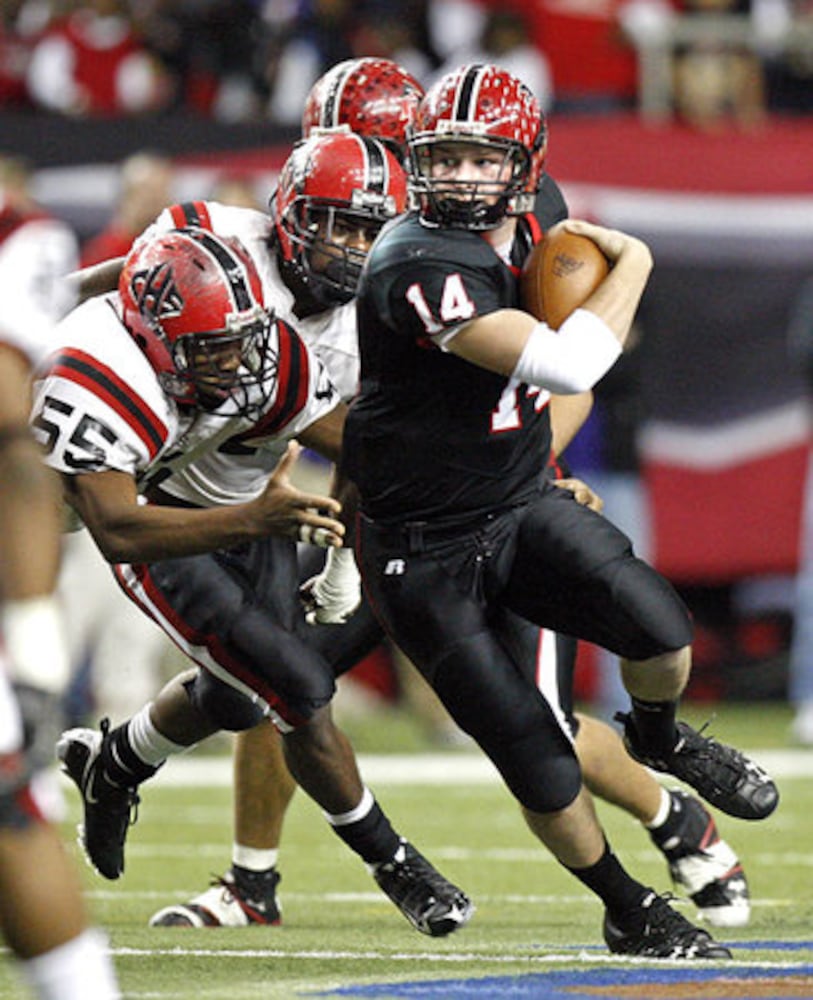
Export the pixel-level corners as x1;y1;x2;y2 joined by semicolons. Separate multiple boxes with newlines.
520;229;610;330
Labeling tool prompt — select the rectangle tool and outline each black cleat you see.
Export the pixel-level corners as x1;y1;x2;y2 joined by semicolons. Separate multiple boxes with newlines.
615;713;779;821
651;789;750;928
604;890;733;959
56;719;139;880
372;839;474;936
149;868;282;927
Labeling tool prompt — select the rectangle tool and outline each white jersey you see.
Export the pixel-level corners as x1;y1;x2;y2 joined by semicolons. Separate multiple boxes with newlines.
31;293;340;508
138;200;361;504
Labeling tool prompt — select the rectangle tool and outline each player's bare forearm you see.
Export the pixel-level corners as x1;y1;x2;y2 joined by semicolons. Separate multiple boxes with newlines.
70;256;125;303
550;391;593;456
64;451;344;565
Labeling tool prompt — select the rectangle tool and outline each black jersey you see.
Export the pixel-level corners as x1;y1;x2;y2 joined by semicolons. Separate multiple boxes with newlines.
343;212;554;524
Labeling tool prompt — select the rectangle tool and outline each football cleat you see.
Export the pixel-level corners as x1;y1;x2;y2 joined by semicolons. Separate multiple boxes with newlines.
56;719;140;880
372;839;474;936
149;868;282;927
615;713;778;821
651;790;750;928
604;890;733;959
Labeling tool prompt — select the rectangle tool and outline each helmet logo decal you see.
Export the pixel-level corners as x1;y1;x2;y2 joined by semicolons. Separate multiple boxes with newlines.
130;262;183;322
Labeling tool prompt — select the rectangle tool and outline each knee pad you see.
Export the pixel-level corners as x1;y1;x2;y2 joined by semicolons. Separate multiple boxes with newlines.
183;671;265;732
431;636;582;813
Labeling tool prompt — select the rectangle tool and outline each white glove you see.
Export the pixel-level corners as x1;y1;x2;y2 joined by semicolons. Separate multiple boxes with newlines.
300;547;361;625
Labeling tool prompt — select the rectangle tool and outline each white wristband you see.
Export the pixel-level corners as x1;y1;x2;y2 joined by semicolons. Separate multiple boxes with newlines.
511;309;622;394
2;596;69;693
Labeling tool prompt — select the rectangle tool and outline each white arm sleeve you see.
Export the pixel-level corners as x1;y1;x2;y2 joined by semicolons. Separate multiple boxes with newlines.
511;309;623;394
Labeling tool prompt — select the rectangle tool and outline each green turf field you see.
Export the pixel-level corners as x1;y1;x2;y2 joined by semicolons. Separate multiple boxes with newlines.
2;703;812;998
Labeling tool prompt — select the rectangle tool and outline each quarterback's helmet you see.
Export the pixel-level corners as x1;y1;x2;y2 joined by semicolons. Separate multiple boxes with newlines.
270;130;408;307
120;227;275;416
408;63;547;229
302;57;424;158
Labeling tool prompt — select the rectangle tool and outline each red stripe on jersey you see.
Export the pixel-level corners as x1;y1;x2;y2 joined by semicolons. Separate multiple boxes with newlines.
235;319;311;441
525;212;544;244
51;348;168;458
125;562;307;729
168;201;213;231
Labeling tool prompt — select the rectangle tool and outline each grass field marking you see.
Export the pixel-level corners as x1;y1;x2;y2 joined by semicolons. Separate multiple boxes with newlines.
81;888;807;911
133;750;813;788
106;946;813;971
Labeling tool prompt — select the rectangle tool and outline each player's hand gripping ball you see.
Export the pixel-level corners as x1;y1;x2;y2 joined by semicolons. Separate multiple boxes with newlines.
520;228;610;330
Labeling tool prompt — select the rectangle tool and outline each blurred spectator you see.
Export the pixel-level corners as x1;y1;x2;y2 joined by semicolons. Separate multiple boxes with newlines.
431;7;553;109
427;0;487;64
763;0;813;112
508;0;649;113
0;153;77;323
208;171;263;210
25;0;173;116
349;0;435;82
786;275;813;744
671;0;767;130
80;149;173;266
133;0;267;120
265;0;358;125
0;0;39;109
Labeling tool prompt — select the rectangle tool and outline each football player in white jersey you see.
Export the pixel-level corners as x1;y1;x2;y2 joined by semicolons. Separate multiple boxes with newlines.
0;157;121;999
47;140;475;939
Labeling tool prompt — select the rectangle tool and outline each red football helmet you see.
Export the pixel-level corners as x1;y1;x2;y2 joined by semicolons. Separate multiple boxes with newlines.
301;57;424;159
270;130;408;308
408;63;547;229
119;227;275;416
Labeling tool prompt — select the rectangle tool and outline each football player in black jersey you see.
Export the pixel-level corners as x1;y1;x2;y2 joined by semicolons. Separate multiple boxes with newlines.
142;58;751;934
343;62;779;958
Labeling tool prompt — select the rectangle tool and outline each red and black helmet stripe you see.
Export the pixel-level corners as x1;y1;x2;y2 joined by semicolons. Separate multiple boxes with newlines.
451;64;487;124
177;227;256;314
357;135;388;195
51;347;167;457
318;62;352;127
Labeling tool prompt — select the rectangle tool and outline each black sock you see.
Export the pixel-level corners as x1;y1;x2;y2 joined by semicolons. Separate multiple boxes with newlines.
231;864;279;896
98;722;160;792
328;798;401;865
630;697;679;758
566;840;648;916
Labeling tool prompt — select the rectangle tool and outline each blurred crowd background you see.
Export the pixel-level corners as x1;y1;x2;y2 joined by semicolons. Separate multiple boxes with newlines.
1;0;813;128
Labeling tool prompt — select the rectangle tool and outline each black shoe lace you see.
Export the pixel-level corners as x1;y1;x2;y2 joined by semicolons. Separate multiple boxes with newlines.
645;893;707;947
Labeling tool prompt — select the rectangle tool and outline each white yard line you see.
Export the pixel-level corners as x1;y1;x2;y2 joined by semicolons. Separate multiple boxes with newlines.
139;750;813;788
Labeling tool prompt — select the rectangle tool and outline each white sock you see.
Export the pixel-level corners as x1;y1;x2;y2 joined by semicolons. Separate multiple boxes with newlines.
21;928;121;1000
232;844;278;872
323;786;374;827
644;786;672;830
127;703;188;767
